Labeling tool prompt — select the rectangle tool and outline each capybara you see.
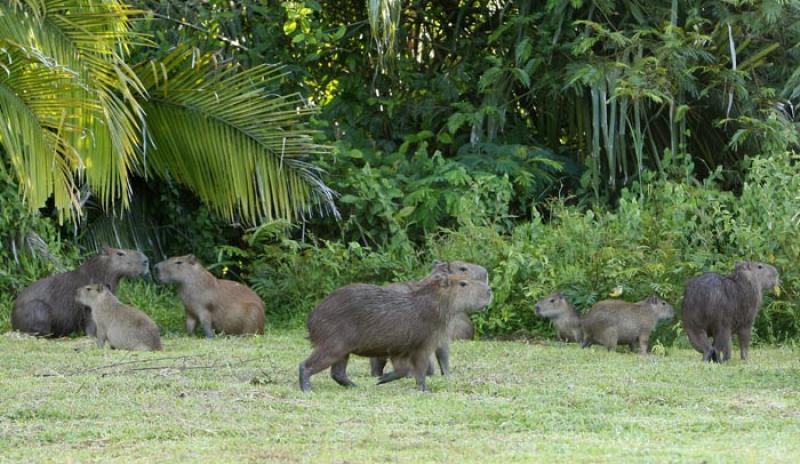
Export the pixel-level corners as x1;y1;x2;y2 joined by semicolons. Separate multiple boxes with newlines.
682;261;779;362
534;293;582;342
76;284;161;351
581;296;674;353
154;255;265;337
299;273;492;392
370;260;489;377
11;247;149;337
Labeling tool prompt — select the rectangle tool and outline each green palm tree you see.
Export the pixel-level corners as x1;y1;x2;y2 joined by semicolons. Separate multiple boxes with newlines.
0;0;334;225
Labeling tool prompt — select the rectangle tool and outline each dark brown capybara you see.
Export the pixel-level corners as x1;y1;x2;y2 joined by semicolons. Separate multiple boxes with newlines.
370;260;489;377
11;247;149;337
534;293;582;342
76;284;162;351
154;255;265;337
682;261;779;363
581;296;674;353
299;273;492;392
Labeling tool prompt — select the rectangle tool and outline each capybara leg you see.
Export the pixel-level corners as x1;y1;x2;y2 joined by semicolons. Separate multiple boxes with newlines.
411;352;430;392
185;315;198;336
299;362;312;392
377;370;406;385
96;331;106;349
738;328;752;361
713;327;732;362
629;342;637;353
602;329;618;352
686;327;715;362
84;317;97;337
16;301;53;336
435;342;450;376
638;333;650;354
330;356;357;388
199;315;214;339
369;357;388;377
299;350;340;392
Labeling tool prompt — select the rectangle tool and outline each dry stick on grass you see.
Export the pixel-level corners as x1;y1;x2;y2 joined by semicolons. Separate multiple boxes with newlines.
35;355;271;378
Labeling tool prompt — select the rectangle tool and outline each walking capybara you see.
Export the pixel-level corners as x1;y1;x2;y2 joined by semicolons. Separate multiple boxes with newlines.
299;273;492;392
76;284;162;351
581;296;674;353
682;261;779;362
11;247;149;337
154;255;265;337
369;260;489;377
534;293;582;342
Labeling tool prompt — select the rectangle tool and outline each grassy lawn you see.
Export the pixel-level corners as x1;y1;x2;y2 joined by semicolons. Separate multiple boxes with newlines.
1;331;798;463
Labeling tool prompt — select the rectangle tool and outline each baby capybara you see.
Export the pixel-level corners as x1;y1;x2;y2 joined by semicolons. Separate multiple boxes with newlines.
581;296;674;353
534;293;582;342
682;261;779;363
11;247;149;337
76;284;161;351
370;260;489;377
154;255;265;337
300;273;492;392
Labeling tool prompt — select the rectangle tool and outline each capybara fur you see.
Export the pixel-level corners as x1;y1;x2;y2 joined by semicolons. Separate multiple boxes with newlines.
534;293;582;342
76;284;161;351
370;260;488;377
154;255;265;337
682;261;779;363
300;273;492;392
11;247;149;337
581;296;674;353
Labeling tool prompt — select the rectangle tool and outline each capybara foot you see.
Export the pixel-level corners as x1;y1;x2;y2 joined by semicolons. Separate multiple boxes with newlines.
299;363;312;392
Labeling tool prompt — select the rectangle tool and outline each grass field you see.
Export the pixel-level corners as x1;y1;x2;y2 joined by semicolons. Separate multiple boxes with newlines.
1;331;799;463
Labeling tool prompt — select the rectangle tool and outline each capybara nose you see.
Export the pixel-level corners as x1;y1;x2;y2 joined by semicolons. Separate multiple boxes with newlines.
535;305;541;315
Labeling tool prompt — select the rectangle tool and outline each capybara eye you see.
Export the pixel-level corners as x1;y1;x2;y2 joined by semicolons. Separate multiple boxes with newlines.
758;265;763;269
459;281;467;287
460;267;467;271
116;251;125;256
550;299;555;303
176;261;183;265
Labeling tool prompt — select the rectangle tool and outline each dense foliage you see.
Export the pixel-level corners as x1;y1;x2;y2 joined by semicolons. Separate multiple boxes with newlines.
2;1;800;344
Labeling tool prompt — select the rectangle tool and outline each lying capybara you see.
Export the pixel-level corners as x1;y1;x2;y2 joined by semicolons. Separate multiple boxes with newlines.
370;260;489;377
76;284;161;351
534;293;582;342
154;255;264;337
682;261;779;363
11;247;149;337
581;296;674;353
299;273;492;392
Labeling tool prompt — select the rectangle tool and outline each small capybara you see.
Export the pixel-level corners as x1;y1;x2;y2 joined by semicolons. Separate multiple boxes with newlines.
534;293;582;342
581;296;674;353
154;255;265;337
11;247;149;337
370;260;489;377
299;273;492;392
682;261;779;363
76;284;162;351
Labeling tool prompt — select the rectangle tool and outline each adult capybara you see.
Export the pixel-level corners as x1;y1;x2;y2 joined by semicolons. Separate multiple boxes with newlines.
76;284;162;351
370;260;489;377
534;293;582;342
154;255;264;337
299;273;492;392
581;296;674;353
682;261;779;363
11;247;149;337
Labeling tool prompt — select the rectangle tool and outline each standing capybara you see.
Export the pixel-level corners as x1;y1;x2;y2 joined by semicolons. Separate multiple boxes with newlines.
369;260;489;377
682;261;779;363
11;247;149;337
299;273;492;392
76;284;162;351
154;255;265;337
534;293;582;342
581;296;674;353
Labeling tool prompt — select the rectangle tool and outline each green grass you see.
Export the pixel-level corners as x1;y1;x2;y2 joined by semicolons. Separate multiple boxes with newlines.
1;332;798;463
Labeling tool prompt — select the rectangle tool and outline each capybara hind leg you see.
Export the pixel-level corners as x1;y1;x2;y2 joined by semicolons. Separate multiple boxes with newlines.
435;342;450;376
713;327;732;362
738;328;752;361
330;356;357;388
686;328;715;362
369;357;388;377
377;358;411;385
15;301;53;336
299;350;340;392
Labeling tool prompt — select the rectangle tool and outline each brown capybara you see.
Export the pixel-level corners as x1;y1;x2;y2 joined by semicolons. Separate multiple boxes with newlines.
581;296;674;353
369;260;489;377
299;273;492;392
154;255;264;337
76;284;161;351
11;247;149;337
682;261;779;363
534;293;582;342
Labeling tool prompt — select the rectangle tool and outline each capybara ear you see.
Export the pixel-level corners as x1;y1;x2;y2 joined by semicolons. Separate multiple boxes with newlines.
432;272;450;287
187;254;197;265
102;247;113;256
735;261;751;271
432;260;448;272
104;283;112;292
646;295;660;305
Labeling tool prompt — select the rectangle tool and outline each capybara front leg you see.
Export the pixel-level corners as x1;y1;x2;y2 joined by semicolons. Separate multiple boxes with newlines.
638;333;650;355
435;342;450;376
185;314;198;336
738;327;752;361
369;357;388;377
